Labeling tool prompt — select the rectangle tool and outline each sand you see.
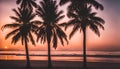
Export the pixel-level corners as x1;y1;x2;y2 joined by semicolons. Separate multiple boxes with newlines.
0;60;120;69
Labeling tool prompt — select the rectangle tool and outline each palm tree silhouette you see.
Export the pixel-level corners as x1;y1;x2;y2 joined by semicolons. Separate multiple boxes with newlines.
59;0;104;10
1;8;39;68
16;0;38;9
60;0;104;18
36;0;68;69
65;6;105;69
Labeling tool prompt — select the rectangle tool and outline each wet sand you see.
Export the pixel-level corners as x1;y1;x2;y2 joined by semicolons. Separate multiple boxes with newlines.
0;60;120;69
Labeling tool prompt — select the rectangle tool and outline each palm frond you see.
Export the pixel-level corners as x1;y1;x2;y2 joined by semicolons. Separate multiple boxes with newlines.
58;22;67;27
90;12;97;16
29;32;35;45
69;25;80;39
55;15;65;23
10;16;20;22
57;33;64;46
40;34;47;44
5;29;19;39
31;20;43;25
16;0;22;4
59;0;70;5
11;32;21;45
53;32;57;49
21;37;24;45
67;11;78;18
92;17;105;24
17;0;37;9
67;19;80;27
29;13;36;21
31;0;38;8
1;23;21;30
89;0;104;10
56;11;64;17
56;26;68;45
37;27;46;42
12;9;21;18
36;6;45;20
89;23;100;36
94;21;104;30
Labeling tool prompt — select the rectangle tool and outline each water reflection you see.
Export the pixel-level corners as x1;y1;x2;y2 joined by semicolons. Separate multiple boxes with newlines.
0;51;120;63
5;55;8;60
0;55;120;63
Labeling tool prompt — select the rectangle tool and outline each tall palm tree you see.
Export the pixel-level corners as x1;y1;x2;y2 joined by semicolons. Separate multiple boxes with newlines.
1;8;39;68
36;0;68;69
66;6;105;69
16;0;38;9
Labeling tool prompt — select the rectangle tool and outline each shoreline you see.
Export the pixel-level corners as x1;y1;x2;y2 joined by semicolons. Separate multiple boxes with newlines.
0;54;120;58
0;60;120;69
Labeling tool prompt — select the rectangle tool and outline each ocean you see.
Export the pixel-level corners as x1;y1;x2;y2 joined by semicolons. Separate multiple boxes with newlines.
0;51;120;63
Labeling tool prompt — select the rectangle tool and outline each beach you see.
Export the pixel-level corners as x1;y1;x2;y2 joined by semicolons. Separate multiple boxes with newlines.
0;60;120;69
0;51;120;69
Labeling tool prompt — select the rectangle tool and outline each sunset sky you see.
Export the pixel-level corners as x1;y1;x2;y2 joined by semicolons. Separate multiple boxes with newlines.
0;0;120;51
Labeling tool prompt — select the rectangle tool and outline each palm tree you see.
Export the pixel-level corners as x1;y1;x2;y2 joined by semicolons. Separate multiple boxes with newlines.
66;6;105;69
1;8;39;68
36;0;68;69
16;0;38;9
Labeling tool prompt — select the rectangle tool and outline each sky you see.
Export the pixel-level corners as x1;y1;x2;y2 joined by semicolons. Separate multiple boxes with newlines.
0;0;120;51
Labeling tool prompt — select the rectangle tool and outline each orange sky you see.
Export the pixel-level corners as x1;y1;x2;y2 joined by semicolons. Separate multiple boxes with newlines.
0;0;120;51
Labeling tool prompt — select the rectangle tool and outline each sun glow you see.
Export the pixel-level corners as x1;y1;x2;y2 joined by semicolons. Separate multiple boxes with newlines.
5;46;8;49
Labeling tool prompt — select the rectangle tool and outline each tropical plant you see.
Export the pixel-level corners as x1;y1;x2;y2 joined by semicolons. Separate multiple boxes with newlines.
65;6;105;69
1;8;39;68
16;0;38;9
36;0;68;69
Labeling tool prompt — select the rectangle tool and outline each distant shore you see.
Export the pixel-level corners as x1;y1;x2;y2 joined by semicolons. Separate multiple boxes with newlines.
0;60;120;69
0;53;120;58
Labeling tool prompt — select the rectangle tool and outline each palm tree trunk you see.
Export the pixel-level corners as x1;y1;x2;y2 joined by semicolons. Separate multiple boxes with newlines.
48;42;52;69
83;29;87;69
25;39;31;68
